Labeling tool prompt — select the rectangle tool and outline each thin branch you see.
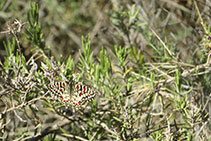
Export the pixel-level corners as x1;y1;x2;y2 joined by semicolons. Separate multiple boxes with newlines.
137;123;185;138
26;118;88;141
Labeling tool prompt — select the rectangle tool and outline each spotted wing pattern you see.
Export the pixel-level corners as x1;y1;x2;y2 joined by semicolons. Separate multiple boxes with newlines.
48;80;96;108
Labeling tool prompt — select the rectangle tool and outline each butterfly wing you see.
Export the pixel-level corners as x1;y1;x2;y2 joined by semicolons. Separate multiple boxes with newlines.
71;81;96;107
48;80;97;108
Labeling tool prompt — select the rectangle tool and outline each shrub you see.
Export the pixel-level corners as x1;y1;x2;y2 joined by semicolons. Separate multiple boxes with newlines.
0;1;210;140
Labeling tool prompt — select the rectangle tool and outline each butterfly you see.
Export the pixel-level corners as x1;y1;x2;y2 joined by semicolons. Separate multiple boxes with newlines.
48;79;97;108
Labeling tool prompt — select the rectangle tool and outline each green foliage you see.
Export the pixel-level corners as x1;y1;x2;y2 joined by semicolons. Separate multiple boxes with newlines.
0;1;210;141
78;35;94;73
0;0;7;10
26;2;45;50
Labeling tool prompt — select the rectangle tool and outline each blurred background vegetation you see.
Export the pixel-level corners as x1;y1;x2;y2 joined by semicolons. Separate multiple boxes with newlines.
0;0;209;62
0;0;210;140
